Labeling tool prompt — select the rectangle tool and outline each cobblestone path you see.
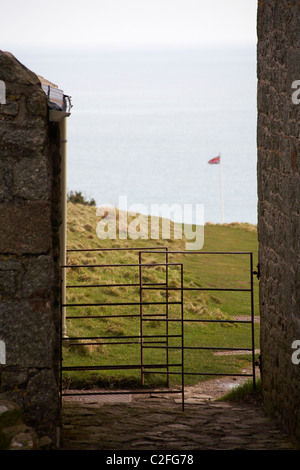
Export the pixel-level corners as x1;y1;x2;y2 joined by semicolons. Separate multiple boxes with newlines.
61;376;298;451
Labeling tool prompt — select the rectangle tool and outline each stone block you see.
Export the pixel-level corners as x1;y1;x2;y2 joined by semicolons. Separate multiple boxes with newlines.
0;120;47;158
0;369;29;390
0;160;13;202
22;255;53;297
0;257;22;298
0;300;56;367
5;424;39;450
0;202;51;254
27;369;59;413
0;270;17;297
13;157;50;200
0;99;18;118
26;88;48;117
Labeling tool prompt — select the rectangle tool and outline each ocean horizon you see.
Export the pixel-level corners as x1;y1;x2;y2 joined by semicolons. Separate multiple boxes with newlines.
17;46;257;225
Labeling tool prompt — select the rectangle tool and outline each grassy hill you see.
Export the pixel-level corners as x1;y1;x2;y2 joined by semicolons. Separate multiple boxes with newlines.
62;202;260;390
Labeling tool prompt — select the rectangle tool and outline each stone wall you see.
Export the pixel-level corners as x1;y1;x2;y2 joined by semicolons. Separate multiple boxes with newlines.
257;1;300;440
0;51;62;447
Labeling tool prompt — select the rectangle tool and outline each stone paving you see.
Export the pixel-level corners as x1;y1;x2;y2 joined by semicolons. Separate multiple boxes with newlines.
61;374;298;451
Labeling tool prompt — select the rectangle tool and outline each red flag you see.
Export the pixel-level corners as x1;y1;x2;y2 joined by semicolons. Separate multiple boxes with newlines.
208;156;220;164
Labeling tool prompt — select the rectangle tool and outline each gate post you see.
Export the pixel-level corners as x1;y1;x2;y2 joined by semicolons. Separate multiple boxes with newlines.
139;251;144;386
165;248;170;387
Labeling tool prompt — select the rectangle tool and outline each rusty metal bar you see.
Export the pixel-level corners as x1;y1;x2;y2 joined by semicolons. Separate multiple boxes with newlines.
142;318;252;324
63;301;181;307
143;346;253;351
62;334;182;341
143;286;251;292
66;314;141;320
145;371;253;377
67;246;168;252
62;390;183;397
151;250;253;254
67;282;166;289
62;363;182;372
67;283;140;288
69;341;140;346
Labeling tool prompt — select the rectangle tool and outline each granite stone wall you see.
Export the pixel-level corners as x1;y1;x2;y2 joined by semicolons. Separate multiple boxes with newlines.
257;1;300;440
0;51;61;447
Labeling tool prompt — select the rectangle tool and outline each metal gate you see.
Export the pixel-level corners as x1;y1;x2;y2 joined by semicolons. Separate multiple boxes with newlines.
60;247;185;407
60;247;257;410
139;249;257;391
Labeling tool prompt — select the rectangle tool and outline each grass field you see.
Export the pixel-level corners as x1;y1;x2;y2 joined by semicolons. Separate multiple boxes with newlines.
62;202;260;390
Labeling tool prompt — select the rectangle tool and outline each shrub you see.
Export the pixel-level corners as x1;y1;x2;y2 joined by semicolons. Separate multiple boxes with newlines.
67;191;96;206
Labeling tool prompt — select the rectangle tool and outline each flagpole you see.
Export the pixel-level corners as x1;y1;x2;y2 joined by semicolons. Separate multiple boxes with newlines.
219;153;224;224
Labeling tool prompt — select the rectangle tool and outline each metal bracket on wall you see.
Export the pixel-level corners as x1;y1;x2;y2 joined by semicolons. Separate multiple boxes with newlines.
255;354;262;372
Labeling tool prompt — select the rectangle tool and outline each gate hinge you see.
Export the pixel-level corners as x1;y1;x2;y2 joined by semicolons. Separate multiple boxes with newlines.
255;354;261;371
252;263;260;280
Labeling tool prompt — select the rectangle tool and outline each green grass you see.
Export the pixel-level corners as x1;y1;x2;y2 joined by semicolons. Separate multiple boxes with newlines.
62;203;260;390
219;378;262;404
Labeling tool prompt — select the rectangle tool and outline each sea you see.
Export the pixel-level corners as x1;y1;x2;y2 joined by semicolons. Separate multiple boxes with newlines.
17;46;257;225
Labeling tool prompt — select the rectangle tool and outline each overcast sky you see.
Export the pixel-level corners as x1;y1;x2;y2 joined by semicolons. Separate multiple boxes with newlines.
1;0;257;51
